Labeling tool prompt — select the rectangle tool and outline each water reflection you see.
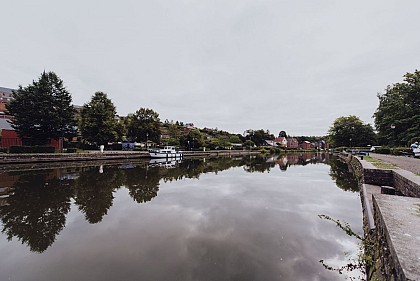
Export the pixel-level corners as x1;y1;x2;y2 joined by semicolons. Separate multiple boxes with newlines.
328;157;360;192
0;153;357;255
0;171;73;252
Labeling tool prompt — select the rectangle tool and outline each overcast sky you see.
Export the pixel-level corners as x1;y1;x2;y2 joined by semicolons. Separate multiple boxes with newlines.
1;0;420;136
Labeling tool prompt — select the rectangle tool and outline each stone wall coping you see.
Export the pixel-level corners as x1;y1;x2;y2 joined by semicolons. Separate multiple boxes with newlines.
362;184;381;231
356;157;380;170
394;168;420;186
373;194;420;280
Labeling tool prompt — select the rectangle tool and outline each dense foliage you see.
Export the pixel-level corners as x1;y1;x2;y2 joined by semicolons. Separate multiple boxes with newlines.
244;129;275;146
127;108;161;143
374;70;420;146
6;72;76;145
79;92;120;145
328;116;376;147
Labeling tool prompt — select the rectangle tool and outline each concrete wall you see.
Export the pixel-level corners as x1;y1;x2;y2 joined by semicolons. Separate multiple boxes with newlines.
340;154;420;280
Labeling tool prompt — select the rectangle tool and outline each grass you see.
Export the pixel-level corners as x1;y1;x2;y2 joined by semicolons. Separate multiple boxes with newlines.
363;156;397;169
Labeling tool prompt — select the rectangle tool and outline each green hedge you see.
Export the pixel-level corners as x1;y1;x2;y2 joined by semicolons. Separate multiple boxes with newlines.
374;146;391;154
391;147;412;155
9;146;56;153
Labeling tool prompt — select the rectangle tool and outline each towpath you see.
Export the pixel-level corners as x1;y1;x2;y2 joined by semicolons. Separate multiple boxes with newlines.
369;153;420;174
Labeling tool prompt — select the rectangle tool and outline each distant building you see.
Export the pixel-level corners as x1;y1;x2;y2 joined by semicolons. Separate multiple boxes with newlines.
274;137;288;148
183;123;196;135
300;141;313;150
265;140;277;146
287;137;299;149
0;87;14;118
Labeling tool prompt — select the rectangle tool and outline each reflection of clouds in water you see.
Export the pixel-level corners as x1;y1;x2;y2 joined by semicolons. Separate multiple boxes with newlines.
0;157;361;281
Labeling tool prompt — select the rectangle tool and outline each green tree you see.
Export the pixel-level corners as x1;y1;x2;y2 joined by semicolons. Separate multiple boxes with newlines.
229;134;242;144
180;129;204;149
126;108;161;143
6;71;76;145
374;70;420;146
244;129;274;146
278;130;287;137
80;92;119;145
328;116;376;147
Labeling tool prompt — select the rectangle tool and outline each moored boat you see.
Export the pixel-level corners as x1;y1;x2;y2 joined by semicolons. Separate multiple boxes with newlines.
149;146;183;158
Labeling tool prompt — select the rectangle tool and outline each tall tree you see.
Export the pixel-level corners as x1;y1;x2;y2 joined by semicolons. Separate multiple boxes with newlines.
278;130;287;137
180;129;204;149
374;70;420;146
328;116;376;147
6;71;76;145
80;92;119;145
244;129;274;146
127;108;161;143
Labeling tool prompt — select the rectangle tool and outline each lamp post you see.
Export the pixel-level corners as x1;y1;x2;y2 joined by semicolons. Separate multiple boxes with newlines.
390;124;395;147
146;132;149;150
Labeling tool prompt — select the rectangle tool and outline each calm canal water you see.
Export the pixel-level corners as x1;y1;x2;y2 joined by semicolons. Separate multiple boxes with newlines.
0;153;362;281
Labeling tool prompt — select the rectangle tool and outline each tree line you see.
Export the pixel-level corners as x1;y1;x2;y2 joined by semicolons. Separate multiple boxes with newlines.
328;70;420;148
6;71;327;150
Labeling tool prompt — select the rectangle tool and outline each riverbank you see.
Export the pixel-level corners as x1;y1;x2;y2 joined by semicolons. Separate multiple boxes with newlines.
340;153;420;281
0;149;260;165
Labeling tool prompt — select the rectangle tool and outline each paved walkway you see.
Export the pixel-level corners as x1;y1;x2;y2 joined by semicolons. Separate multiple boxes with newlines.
369;153;420;174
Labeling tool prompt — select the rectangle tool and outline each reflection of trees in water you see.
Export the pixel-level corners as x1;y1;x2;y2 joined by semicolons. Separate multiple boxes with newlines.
243;156;276;173
74;166;125;224
124;166;160;203
328;157;359;192
0;154;347;253
0;171;73;253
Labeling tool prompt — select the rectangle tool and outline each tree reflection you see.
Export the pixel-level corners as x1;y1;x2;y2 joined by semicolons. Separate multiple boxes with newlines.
0;171;73;253
243;156;276;173
74;166;125;224
328;157;359;192
124;166;161;203
0;153;342;253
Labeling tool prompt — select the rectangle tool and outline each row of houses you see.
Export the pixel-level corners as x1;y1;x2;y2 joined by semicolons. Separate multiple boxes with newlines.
265;137;329;150
0;87;63;150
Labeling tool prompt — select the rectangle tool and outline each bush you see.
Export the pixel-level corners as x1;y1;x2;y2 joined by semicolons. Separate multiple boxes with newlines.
374;146;391;154
0;147;8;153
110;143;123;151
64;141;80;149
66;148;77;153
79;143;98;150
9;146;56;153
391;147;412;155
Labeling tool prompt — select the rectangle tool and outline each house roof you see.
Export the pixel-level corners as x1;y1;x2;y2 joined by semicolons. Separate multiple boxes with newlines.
275;137;287;142
0;118;13;130
0;87;14;95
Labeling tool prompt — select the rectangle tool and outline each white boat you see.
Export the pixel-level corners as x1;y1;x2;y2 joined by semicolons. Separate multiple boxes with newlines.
148;158;181;168
149;146;183;158
413;148;420;157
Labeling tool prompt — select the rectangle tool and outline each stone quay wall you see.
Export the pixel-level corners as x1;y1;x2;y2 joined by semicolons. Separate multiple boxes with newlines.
0;150;260;165
344;154;419;198
339;153;420;281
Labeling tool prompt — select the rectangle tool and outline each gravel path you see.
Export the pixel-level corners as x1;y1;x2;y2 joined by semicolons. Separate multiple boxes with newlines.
369;153;420;174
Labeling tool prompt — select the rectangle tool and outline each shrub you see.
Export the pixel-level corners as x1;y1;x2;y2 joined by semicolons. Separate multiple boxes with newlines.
0;147;8;153
110;143;123;151
66;148;77;153
9;146;56;153
391;147;412;155
374;146;391;154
